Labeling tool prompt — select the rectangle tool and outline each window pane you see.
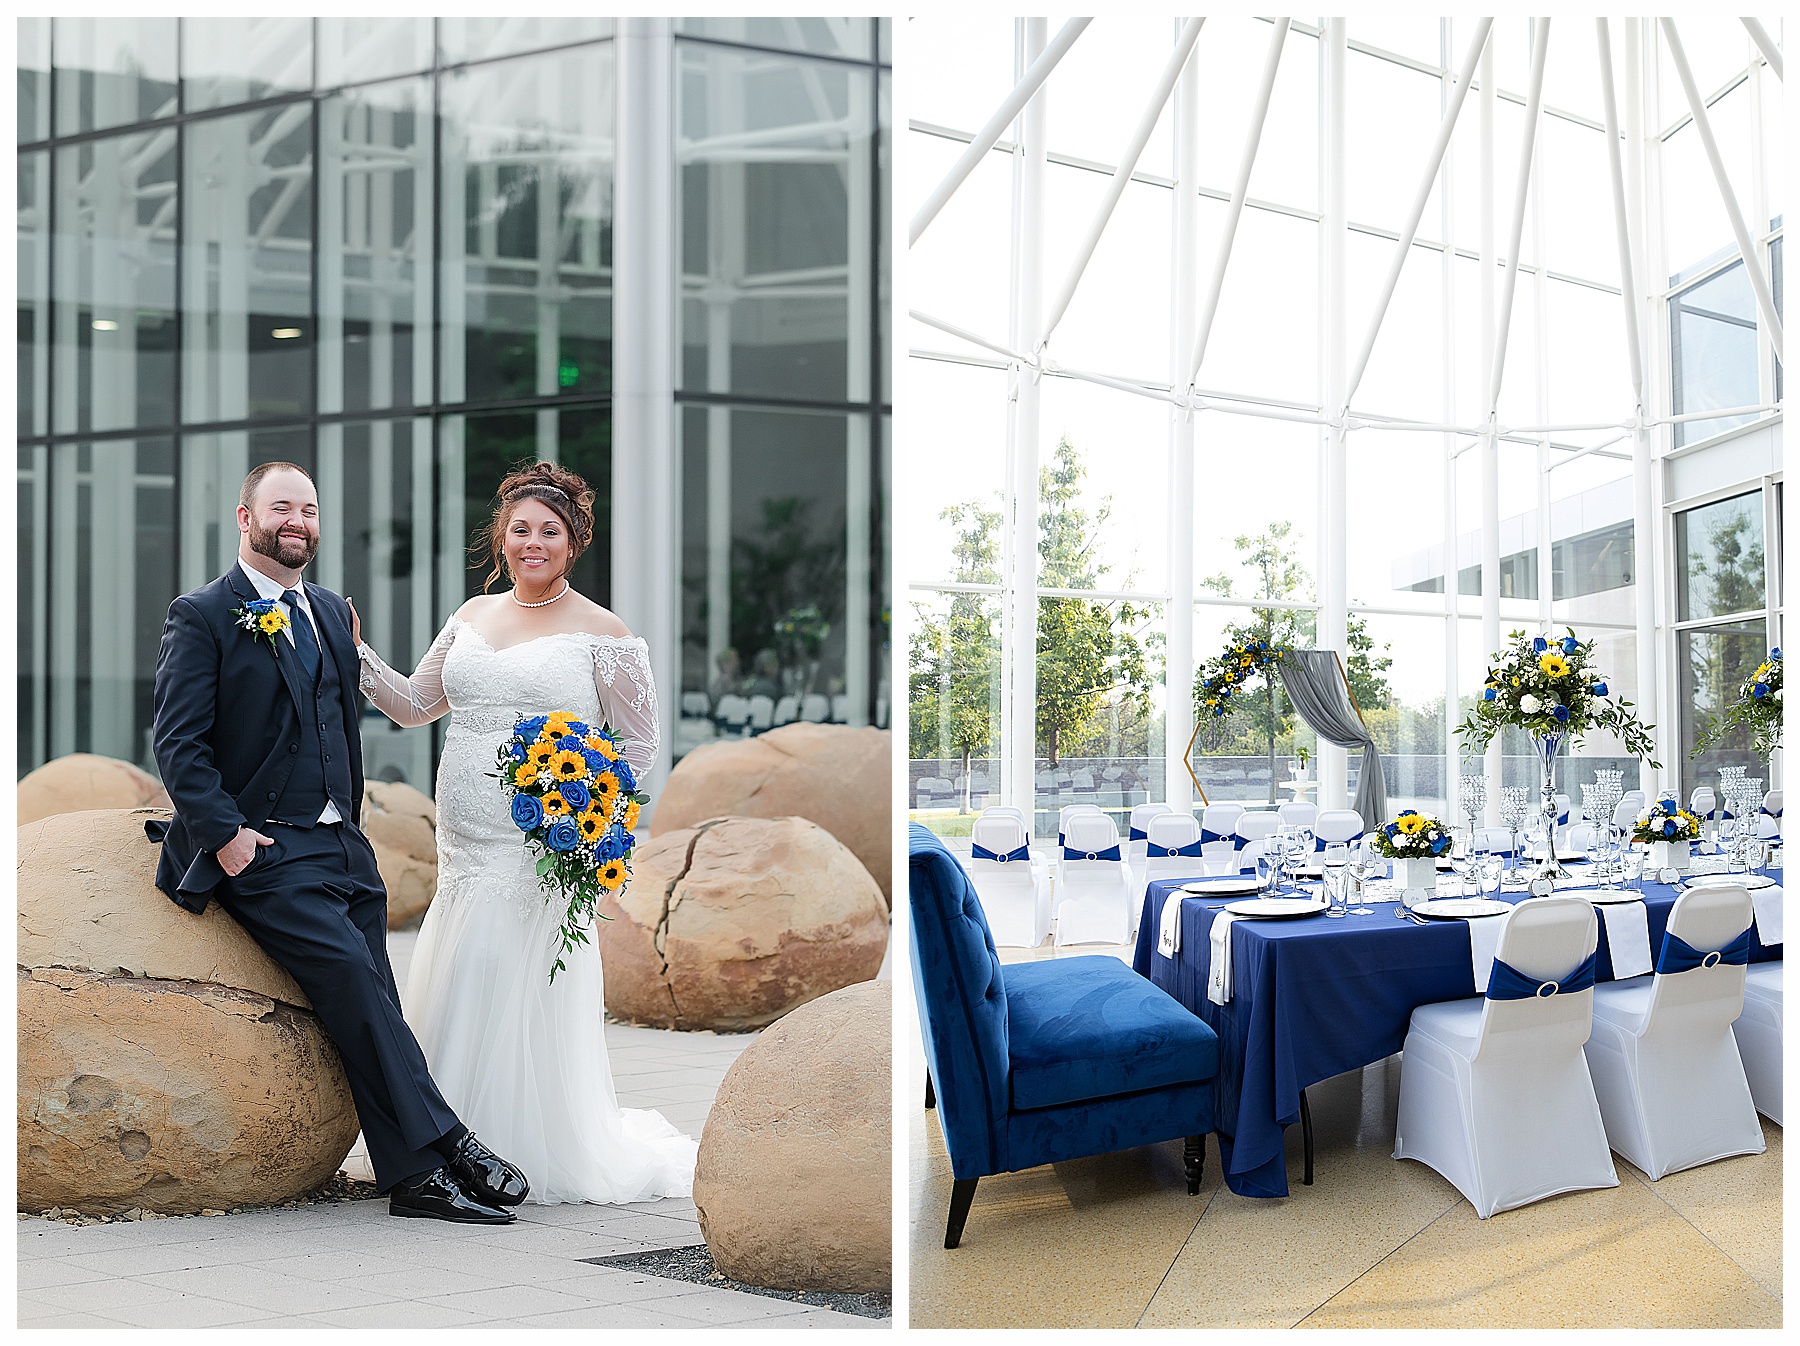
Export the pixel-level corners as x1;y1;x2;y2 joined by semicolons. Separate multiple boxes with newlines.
675;17;874;61
1679;621;1767;799
1670;260;1761;447
19;446;49;772
178;428;315;591
1675;489;1765;621
318;19;433;88
439;18;613;65
182;18;313;113
677;404;855;760
19;150;48;437
319;77;432;414
45;440;178;771
907;588;1003;830
677;43;873;403
53;17;178;136
182;104;315;425
440;46;615;405
19;17;51;143
54;129;179;434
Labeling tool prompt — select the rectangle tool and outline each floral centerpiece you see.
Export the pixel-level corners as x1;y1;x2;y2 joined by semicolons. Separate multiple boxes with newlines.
1693;647;1782;759
1369;810;1453;860
1631;795;1703;873
493;712;649;982
1194;639;1287;721
1455;629;1657;884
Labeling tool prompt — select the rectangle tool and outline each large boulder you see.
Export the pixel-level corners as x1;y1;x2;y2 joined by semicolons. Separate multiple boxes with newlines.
653;725;892;905
362;780;438;929
596;816;888;1031
18;809;360;1216
18;754;171;826
694;981;891;1293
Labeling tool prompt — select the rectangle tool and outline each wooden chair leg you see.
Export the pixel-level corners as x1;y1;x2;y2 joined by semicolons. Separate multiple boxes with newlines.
1300;1087;1314;1186
925;1074;935;1110
1184;1135;1206;1194
945;1177;978;1249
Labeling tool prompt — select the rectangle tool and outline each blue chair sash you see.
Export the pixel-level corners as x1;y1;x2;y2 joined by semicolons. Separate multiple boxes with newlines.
1485;952;1597;1001
1199;828;1224;845
1128;826;1149;841
1655;927;1752;976
1556;808;1570;826
1312;830;1364;851
1062;844;1121;862
970;843;1030;864
1146;840;1205;859
1763;805;1783;819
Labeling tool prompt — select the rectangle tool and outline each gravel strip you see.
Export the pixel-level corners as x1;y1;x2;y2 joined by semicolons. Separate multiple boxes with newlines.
581;1244;892;1320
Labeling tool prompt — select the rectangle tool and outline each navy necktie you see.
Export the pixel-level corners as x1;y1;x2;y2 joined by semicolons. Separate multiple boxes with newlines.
283;589;321;680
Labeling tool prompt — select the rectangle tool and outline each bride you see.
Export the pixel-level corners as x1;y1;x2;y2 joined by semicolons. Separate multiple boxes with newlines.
350;461;697;1204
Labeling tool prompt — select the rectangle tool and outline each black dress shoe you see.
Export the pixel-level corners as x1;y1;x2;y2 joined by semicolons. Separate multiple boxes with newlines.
389;1166;515;1224
446;1132;531;1206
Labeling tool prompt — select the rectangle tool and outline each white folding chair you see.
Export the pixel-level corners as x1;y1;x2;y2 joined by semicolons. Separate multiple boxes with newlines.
829;693;849;722
1472;826;1516;856
1690;786;1720;846
1126;802;1175;895
1279;800;1318;832
748;695;774;732
1394;896;1617;1218
1057;803;1104;847
1583;885;1765;1179
1053;812;1133;947
965;812;1051;950
1757;789;1783;840
1734;963;1782;1126
772;694;800;726
1313;808;1364;848
1610;796;1642;830
680;691;710;718
1554;793;1572;847
715;694;751;736
1200;803;1246;871
1141;812;1206;905
800;693;830;722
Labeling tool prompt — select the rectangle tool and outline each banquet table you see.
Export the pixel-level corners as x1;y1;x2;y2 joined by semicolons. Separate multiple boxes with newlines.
1130;871;1783;1199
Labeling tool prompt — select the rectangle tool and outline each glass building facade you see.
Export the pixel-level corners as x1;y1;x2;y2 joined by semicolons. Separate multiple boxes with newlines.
18;17;891;794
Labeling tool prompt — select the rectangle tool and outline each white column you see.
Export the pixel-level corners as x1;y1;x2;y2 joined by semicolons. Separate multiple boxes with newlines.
1479;27;1502;819
614;17;679;803
1166;19;1198;816
1320;20;1349;812
1439;18;1461;820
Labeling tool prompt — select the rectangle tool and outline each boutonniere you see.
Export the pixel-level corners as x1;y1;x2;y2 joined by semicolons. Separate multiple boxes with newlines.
233;597;291;650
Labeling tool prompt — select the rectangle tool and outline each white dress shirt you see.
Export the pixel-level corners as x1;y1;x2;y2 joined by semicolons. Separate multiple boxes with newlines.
237;557;343;825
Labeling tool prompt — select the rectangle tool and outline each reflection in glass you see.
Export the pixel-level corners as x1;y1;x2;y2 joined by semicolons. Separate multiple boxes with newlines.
179;428;314;591
440;46;614;407
676;17;875;61
20;446;49;769
182;18;314;113
19;17;52;143
320;77;432;414
53;17;178;136
1670;260;1761;447
318;18;434;89
1680;622;1767;797
907;589;1002;815
1675;490;1765;622
54;129;178;434
19;151;48;436
45;441;177;769
439;19;613;65
183;103;315;425
677;43;874;402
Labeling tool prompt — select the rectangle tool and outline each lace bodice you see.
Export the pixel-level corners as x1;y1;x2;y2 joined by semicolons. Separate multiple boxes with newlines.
357;616;660;777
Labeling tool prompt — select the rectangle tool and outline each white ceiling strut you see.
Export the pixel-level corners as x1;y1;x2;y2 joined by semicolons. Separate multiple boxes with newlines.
1742;18;1783;81
1594;19;1645;404
1485;18;1550;417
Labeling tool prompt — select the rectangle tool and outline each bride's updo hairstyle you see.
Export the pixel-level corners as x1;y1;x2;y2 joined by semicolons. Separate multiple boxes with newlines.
480;461;597;591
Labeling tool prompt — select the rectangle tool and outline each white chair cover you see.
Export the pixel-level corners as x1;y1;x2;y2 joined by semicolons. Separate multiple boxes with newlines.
1054;812;1134;947
1690;785;1718;819
1313;808;1363;844
748;694;774;730
773;694;800;726
1757;789;1783;840
965;813;1051;950
1140;812;1205;904
1472;826;1516;855
1126;802;1175;897
1733;962;1782;1126
1234;811;1280;844
1554;793;1572;845
1610;796;1641;829
1057;803;1104;846
1394;896;1617;1218
1583;885;1765;1180
1279;801;1318;831
680;691;710;718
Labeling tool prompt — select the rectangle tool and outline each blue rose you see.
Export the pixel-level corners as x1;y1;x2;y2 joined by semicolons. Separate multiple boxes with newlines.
582;748;608;775
1590;681;1607;696
1661;818;1678;837
558;779;591;813
612;758;637;793
1552;704;1570;722
557;733;586;754
567;720;590;739
1753;683;1769;698
248;597;277;614
1561;636;1579;655
609;823;635;852
545;817;581;853
596;830;626;862
508;740;528;763
511;794;544;832
1430;834;1450;855
518;715;549;741
1483;687;1497;701
1771;647;1782;659
1533;637;1548;652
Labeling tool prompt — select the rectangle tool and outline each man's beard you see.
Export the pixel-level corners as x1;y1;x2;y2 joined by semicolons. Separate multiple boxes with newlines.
249;520;319;569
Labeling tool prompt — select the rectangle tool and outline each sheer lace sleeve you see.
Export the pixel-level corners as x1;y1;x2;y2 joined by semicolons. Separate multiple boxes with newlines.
358;618;458;728
593;638;660;778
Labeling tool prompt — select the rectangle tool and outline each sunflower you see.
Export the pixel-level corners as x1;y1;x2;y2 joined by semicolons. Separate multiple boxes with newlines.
541;790;571;817
1537;652;1571;678
597;859;628;890
622;800;641;832
544;712;576;737
258;611;287;635
1396;814;1427;836
586;735;619;761
576;809;607;841
512;762;539;788
527;740;559;771
592;774;621;806
548;749;589;782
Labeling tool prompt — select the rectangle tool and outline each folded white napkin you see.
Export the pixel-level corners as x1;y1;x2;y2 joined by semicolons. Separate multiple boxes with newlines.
1596;900;1653;979
1751;884;1783;946
1207;912;1242;1005
1157;890;1185;958
1466;913;1508;994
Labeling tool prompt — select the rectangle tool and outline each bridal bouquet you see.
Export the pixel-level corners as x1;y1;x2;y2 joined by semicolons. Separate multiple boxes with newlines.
1369;810;1452;859
1455;629;1658;762
493;712;650;982
1692;647;1782;758
1629;797;1702;845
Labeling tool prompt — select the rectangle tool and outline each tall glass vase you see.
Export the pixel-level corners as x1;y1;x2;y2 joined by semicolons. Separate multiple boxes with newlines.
1531;731;1572;884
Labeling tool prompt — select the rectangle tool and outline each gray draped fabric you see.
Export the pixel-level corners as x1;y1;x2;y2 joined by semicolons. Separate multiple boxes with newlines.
1277;649;1388;828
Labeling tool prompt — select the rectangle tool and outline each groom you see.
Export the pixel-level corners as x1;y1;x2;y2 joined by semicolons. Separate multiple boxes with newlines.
148;461;527;1224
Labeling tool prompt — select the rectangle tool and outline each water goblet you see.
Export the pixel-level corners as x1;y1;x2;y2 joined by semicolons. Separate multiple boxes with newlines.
1478;852;1504;900
1255;849;1279;895
1322;842;1349;918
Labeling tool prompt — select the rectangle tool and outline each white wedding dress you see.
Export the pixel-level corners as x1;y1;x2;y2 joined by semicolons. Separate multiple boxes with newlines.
357;615;697;1204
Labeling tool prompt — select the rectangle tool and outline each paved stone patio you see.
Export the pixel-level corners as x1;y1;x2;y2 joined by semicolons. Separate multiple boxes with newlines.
19;930;893;1329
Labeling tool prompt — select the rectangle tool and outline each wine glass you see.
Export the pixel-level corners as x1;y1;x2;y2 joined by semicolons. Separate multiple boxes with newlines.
1322;841;1350;917
1281;827;1311;895
1255;847;1279;895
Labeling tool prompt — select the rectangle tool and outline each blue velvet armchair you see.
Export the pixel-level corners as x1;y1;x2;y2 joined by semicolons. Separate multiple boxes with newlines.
910;824;1219;1247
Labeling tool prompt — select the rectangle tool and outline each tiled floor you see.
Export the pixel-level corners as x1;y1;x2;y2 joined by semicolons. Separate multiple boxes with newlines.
20;928;892;1329
907;937;1782;1330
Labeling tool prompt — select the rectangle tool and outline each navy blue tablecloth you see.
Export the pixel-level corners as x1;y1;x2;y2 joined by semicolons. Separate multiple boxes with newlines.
1130;875;1782;1198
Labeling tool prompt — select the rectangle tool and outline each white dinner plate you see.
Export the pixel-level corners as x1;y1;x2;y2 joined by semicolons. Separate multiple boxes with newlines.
1181;877;1264;897
1560;887;1644;906
1224;896;1330;919
1682;873;1778;891
1413;897;1512;920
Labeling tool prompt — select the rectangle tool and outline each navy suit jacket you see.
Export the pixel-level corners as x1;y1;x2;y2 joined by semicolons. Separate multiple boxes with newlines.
148;566;368;912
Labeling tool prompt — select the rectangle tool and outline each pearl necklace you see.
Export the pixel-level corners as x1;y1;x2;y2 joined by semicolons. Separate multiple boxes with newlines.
510;580;570;608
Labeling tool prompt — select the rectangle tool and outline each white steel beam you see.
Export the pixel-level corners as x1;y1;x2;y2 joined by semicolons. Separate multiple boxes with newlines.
1486;20;1550;417
1439;17;1462;826
1342;18;1492;412
1479;25;1501;822
1597;20;1647;404
1042;17;1204;348
908;17;1089;246
1320;18;1349;812
1168;20;1200;814
1743;17;1783;81
1185;17;1287;386
1662;20;1783;360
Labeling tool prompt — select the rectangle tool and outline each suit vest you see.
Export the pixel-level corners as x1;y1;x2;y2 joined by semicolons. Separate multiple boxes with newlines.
269;622;357;827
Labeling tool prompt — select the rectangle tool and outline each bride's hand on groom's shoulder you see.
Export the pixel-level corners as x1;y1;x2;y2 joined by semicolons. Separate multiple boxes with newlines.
347;596;361;646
